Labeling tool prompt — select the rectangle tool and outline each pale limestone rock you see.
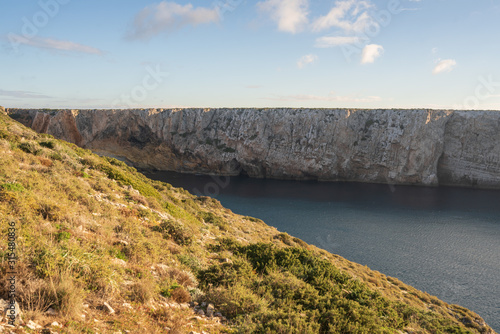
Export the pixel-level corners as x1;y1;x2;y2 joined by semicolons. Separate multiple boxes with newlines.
26;320;42;330
206;303;215;317
103;302;115;314
122;303;133;310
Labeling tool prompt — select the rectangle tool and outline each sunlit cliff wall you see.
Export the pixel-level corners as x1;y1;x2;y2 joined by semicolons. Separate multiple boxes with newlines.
8;108;500;188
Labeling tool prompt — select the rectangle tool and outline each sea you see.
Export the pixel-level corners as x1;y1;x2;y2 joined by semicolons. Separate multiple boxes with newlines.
144;171;500;331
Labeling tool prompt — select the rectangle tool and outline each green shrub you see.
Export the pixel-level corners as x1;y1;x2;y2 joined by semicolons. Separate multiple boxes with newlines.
208;237;241;253
96;162;161;200
1;182;25;192
177;253;203;273
50;152;63;161
160;281;191;302
199;258;256;288
152;220;193;246
204;283;268;319
56;231;71;242
273;232;293;246
244;216;264;224
292;237;308;248
0;130;18;142
39;140;56;149
199;211;229;231
18;142;40;155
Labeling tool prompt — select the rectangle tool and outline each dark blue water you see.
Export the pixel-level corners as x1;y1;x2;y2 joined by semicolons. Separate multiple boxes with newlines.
144;171;500;331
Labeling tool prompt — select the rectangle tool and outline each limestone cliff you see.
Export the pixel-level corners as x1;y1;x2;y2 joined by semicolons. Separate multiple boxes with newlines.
7;108;500;188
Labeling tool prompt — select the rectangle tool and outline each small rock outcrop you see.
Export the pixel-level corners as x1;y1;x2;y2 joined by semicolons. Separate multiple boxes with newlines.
7;108;500;188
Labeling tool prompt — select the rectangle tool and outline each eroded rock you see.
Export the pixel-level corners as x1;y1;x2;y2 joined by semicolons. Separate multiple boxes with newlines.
8;108;500;188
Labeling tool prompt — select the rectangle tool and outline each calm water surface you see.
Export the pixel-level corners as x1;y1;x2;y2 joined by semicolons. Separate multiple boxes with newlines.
144;171;500;331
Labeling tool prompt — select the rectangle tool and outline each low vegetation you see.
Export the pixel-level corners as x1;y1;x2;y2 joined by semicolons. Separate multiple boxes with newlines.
0;106;495;333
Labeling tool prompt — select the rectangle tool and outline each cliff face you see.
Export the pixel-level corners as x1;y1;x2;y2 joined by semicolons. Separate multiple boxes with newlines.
7;108;500;188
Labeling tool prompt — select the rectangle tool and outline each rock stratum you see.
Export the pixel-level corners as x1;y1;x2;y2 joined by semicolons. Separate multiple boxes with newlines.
7;108;500;188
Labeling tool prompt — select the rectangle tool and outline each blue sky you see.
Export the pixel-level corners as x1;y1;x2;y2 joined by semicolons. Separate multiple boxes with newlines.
1;0;500;109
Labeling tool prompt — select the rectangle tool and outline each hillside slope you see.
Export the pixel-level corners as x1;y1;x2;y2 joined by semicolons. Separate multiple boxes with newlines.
0;106;496;333
7;108;500;189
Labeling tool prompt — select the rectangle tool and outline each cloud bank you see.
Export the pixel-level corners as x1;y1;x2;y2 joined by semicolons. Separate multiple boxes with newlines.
257;0;309;34
128;2;220;40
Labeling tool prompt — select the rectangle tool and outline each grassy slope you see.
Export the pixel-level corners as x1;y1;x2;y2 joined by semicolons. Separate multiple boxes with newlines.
0;107;495;334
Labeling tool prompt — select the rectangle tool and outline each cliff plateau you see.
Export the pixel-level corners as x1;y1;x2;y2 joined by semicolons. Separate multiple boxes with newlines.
7;108;500;188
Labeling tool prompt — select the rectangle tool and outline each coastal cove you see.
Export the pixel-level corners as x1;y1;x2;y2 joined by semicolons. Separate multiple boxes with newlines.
143;170;500;332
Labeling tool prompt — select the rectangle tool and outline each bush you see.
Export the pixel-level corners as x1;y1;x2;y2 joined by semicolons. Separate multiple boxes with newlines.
164;267;198;289
130;278;156;303
50;152;63;161
199;211;228;231
37;201;63;221
39;140;56;149
170;286;191;303
199;258;256;288
177;253;203;273
1;182;25;192
56;231;71;242
18;274;85;319
18;142;40;155
204;283;268;319
273;232;293;246
152;220;193;246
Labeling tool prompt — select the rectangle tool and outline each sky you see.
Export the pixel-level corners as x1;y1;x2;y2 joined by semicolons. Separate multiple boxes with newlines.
1;0;500;110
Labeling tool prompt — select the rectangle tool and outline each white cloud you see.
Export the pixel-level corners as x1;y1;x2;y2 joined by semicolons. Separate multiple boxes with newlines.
432;59;457;74
315;36;360;47
10;36;102;55
297;54;318;68
257;0;309;34
312;0;376;33
128;2;219;40
265;92;382;102
0;89;51;99
361;44;383;64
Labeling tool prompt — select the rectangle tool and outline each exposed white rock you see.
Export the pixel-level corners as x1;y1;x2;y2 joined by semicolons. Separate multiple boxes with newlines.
103;302;115;314
26;320;42;330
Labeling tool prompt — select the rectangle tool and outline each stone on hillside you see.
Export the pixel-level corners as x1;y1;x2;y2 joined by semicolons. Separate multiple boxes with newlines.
103;302;115;314
26;320;42;330
46;307;57;315
1;299;22;324
122;303;133;310
206;303;215;317
117;239;129;246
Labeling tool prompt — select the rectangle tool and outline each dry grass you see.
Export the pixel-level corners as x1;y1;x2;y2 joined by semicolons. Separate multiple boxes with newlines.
0;109;494;334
